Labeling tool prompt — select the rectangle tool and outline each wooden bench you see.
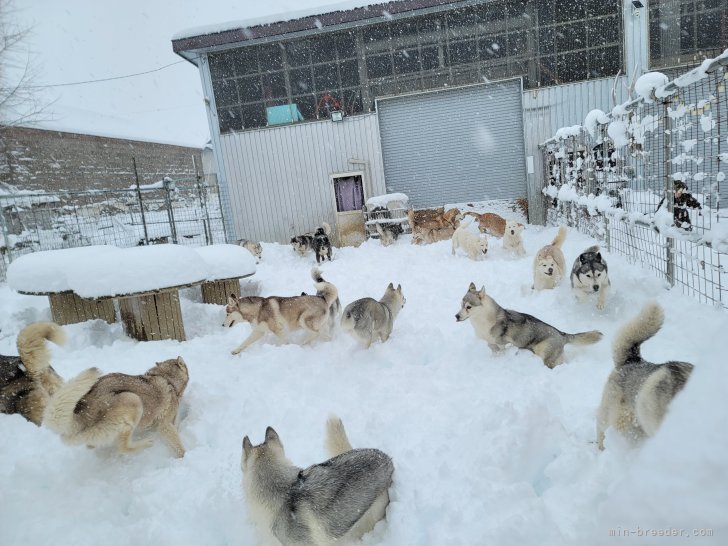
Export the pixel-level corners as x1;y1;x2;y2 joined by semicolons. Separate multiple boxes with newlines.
194;244;256;305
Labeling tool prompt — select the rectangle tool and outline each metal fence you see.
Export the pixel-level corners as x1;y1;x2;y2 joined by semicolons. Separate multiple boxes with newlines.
0;173;228;281
540;53;728;309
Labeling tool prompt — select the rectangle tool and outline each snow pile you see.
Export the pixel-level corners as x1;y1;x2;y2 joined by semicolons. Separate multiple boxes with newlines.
553;125;583;141
0;232;726;545
366;193;409;209
607;119;630;148
194;244;256;281
634;72;668;103
584;109;609;137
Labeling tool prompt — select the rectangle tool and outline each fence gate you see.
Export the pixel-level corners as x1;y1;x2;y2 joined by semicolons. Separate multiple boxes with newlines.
376;79;528;209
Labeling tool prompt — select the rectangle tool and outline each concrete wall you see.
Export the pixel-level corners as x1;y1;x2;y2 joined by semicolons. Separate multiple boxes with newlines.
0;126;203;192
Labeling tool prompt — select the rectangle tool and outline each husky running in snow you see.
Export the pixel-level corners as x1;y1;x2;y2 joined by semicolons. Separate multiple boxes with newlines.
341;283;405;348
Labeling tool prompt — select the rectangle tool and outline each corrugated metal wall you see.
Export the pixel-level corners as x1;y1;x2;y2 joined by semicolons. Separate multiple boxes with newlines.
218;113;386;243
377;80;527;209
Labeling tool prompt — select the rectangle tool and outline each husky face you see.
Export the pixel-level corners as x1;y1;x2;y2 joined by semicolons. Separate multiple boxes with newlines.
455;283;485;322
223;295;260;327
384;283;406;310
241;426;285;472
239;239;263;260
572;251;608;293
537;256;559;277
505;220;524;237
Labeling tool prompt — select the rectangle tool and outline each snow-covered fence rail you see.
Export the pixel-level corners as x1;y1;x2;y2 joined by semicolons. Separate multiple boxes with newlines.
0;173;227;281
539;50;728;309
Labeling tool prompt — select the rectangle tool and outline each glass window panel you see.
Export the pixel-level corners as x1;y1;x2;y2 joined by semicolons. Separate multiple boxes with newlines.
696;11;720;50
242;103;266;129
310;39;336;64
508;31;529;56
391;19;419;39
680;15;695;51
214;78;238;106
218;107;242;132
342;88;364;115
479;36;506;58
315;92;342;118
366;53;393;79
261;72;286;100
335;32;357;58
418;16;442;44
557;51;588;83
286;40;312;67
209;54;234;80
583;0;620;17
394;48;420;74
313;63;339;91
537;0;555;25
482;2;506;23
538;55;557;86
588;45;621;78
588;15;620;47
292;94;317;120
554;0;584;23
289;67;313;93
231;51;258;76
237;75;262;102
339;59;360;87
538;26;556;54
506;0;529;19
363;25;390;49
449;40;478;65
446;8;478;37
420;45;440;70
556;23;586;52
259;45;283;70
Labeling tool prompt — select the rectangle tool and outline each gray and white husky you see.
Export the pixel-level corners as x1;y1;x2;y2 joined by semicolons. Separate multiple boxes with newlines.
571;245;610;310
241;416;394;546
596;302;693;450
340;283;405;348
456;283;603;368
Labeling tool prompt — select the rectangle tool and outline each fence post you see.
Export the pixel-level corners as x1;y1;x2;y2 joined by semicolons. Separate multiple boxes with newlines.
132;157;150;245
193;155;213;245
163;177;179;244
663;102;675;286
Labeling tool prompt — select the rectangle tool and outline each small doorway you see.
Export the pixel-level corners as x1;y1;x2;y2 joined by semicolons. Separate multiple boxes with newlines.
331;172;366;247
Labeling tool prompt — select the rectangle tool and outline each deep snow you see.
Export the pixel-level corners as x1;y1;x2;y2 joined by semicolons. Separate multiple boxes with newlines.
1;226;727;545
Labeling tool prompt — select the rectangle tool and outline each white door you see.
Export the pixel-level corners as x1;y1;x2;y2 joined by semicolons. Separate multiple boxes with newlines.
332;173;366;247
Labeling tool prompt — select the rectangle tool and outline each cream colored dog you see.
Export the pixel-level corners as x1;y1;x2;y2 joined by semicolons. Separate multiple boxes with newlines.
451;219;488;260
532;226;567;290
502;220;526;256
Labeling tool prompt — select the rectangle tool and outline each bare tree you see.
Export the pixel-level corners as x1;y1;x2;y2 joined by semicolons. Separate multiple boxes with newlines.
0;0;49;129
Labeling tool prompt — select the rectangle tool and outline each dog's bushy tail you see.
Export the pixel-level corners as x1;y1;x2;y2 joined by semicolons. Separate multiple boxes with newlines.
43;367;101;436
564;330;603;346
321;222;331;236
551;225;567;248
612;302;664;368
325;415;353;457
16;322;66;377
311;267;338;306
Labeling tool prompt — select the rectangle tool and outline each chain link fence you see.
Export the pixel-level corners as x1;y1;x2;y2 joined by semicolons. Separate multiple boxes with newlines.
1;173;228;281
540;53;728;309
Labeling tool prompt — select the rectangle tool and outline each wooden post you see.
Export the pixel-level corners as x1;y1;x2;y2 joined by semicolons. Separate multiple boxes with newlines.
48;292;115;326
201;278;241;305
118;290;186;342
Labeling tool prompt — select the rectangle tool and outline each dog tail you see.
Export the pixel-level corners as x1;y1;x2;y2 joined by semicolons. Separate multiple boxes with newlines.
564;330;603;346
551;225;567;248
321;222;331;236
612;302;664;368
43;367;101;436
325;415;353;457
311;267;338;306
16;322;66;377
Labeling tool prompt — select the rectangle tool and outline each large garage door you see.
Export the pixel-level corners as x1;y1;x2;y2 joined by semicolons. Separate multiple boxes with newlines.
377;79;527;208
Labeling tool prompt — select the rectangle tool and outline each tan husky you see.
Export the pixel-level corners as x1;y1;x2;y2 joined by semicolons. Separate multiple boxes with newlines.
1;322;66;425
532;226;567;290
43;357;189;458
224;267;339;354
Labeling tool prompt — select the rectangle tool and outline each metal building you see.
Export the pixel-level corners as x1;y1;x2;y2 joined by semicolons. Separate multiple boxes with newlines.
172;0;727;245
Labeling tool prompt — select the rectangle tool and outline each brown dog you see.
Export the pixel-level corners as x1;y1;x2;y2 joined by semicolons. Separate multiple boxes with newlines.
407;207;463;244
463;211;507;238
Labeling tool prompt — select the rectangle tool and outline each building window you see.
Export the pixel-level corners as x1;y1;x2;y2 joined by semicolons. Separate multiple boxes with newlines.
649;0;727;69
209;0;624;134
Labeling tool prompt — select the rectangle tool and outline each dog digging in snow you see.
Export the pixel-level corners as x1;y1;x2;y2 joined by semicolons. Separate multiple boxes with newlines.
571;245;610;310
532;226;567;290
224;267;340;354
0;322;65;426
43;357;189;458
241;416;394;546
341;283;406;348
456;283;603;368
596;302;693;450
451;218;488;260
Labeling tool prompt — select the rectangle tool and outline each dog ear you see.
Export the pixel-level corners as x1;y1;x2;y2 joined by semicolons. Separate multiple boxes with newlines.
265;426;280;444
479;286;486;299
595;252;602;263
228;294;238;306
397;284;402;292
242;436;253;458
387;282;394;290
468;282;477;291
579;254;588;264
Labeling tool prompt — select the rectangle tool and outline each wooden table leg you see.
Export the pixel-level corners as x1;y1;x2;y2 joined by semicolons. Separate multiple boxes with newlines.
119;290;186;342
48;292;116;326
201;279;241;305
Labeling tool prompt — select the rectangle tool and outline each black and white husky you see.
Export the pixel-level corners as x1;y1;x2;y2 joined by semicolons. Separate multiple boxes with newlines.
596;302;693;449
241;416;393;546
570;245;610;310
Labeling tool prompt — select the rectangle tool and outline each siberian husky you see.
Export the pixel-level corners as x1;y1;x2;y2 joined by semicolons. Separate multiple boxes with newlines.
224;268;339;354
238;239;263;261
291;223;332;259
451;219;488;260
456;283;603;368
0;322;65;426
43;357;189;457
571;245;610;310
532;226;567;290
341;283;406;348
241;416;394;546
596;302;693;449
502;220;526;256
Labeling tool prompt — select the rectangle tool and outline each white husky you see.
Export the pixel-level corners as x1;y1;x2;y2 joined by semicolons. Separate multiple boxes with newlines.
451;219;488;260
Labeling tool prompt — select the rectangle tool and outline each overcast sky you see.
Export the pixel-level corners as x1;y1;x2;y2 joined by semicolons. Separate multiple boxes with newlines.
11;0;372;148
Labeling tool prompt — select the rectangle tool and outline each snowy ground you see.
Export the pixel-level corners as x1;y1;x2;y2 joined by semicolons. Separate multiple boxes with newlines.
1;226;727;546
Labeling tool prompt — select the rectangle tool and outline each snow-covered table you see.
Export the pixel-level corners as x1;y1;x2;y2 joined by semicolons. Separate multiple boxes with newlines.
7;244;257;342
193;244;256;305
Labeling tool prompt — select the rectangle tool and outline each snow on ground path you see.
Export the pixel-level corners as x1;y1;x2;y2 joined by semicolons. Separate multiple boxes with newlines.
0;226;726;545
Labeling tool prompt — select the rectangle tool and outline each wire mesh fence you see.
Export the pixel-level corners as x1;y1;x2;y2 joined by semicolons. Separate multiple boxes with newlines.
540;53;728;310
0;173;228;281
